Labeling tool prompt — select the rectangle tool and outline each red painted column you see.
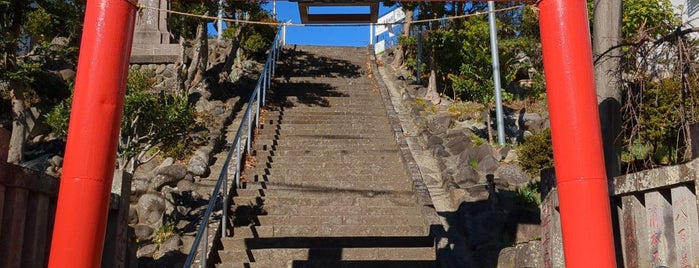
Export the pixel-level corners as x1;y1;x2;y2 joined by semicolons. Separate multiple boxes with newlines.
538;0;617;267
48;0;136;267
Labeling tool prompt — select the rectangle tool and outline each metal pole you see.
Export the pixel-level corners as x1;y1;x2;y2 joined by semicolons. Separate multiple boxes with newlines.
416;26;422;84
48;0;137;267
217;0;224;40
538;0;616;267
488;1;506;146
273;0;277;19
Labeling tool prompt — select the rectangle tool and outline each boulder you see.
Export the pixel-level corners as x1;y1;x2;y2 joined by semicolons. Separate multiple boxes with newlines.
476;155;500;173
133;224;154;241
187;155;209;176
495;164;529;187
426;113;452;135
176;178;197;193
519;113;546;132
136;243;158;258
131;177;150;201
444;133;472;156
453;167;480;188
514;241;542;268
159;235;183;253
151;165;188;191
497;246;517;268
514;223;540;244
129;205;139;225
137;193;167;226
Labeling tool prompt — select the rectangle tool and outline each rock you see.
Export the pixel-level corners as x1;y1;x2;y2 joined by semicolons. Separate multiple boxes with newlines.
444;133;472;156
497;246;517;268
514;241;542;268
133;224;154;241
57;69;76;82
476;155;500;173
151;165;188;191
155;64;166;75
131;177;150;201
502;149;519;164
129;205;139;224
427;135;443;146
159;235;183;253
176;179;197;193
471;144;497;162
137;193;166;226
187;155;209;176
463;184;490;202
495;165;529;186
136;243;158;258
430;144;450;158
157;164;188;180
514;223;540;244
520;113;545;132
426;113;452;135
453;167;480;188
49;155;63;167
51;36;70;47
395;70;411;80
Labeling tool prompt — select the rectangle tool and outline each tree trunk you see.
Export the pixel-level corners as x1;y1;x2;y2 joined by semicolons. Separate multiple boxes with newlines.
593;0;622;180
391;8;413;69
220;25;245;83
7;79;26;164
6;1;27;164
185;19;208;89
425;47;440;104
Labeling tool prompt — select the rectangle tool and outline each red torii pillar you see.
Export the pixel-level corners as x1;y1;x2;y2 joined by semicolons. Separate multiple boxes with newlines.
48;0;136;267
46;0;616;267
539;0;617;267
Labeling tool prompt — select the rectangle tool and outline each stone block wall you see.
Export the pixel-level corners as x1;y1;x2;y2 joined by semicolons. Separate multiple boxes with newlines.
541;159;699;267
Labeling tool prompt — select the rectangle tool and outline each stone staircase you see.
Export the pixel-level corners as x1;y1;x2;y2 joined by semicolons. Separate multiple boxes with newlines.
212;46;437;267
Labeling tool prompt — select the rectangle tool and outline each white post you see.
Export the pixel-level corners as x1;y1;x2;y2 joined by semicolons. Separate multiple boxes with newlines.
369;23;374;45
217;0;224;40
488;1;505;146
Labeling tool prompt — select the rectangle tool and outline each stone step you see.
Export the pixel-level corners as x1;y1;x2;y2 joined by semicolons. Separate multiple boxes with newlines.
231;214;426;227
232;202;423;216
231;194;418;208
263;110;388;117
257;124;392;133
216;247;435;264
251;144;399;152
251;148;399;157
259;117;391;125
247;164;407;176
239;180;414;192
229;224;429;238
215;260;439;268
252;139;398;148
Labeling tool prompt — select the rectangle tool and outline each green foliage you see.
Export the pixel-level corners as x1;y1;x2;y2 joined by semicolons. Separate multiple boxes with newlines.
622;0;680;39
44;84;73;138
46;70;198;161
513;180;541;207
517;129;553;176
152;223;176;244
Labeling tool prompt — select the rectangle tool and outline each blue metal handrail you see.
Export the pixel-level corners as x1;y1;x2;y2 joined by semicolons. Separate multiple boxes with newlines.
183;27;283;268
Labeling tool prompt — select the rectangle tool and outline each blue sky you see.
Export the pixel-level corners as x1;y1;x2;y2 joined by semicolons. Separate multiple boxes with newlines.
209;2;394;47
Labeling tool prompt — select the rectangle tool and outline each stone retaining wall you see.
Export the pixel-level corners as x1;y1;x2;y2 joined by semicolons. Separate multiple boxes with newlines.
541;159;699;267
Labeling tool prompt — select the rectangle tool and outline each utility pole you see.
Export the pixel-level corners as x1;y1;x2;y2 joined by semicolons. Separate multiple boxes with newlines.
217;0;224;40
488;1;506;146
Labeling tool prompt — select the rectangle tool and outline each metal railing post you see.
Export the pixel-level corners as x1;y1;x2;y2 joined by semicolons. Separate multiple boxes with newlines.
200;224;207;268
222;170;227;238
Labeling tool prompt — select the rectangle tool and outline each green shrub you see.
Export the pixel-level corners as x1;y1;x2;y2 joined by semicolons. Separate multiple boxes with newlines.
517;129;553;176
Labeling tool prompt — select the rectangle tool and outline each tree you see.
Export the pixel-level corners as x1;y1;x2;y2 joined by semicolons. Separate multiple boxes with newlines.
1;0;83;164
593;0;622;180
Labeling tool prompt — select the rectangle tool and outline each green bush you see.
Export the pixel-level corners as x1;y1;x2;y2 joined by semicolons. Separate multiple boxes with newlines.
46;70;197;161
517;129;553;176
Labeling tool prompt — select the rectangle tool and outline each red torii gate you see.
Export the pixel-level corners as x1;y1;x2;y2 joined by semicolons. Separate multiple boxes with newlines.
47;0;616;267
